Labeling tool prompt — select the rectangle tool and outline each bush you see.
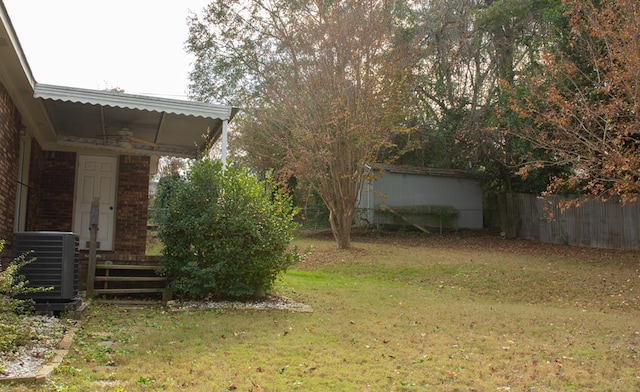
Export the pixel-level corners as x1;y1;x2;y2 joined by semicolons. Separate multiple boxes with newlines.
376;204;459;232
0;240;41;315
154;159;300;299
0;240;47;354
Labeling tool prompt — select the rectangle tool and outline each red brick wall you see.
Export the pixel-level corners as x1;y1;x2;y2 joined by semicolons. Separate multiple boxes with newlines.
28;153;150;261
114;155;150;255
26;140;43;231
35;151;76;231
0;82;21;256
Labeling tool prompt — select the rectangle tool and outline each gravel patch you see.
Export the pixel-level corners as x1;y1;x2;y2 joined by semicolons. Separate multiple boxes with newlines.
0;315;71;380
169;295;313;313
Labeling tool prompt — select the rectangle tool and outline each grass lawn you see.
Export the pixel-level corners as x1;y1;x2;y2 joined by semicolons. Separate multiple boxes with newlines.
4;231;640;391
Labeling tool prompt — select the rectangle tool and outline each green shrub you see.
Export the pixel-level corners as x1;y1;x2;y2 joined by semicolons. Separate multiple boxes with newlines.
377;205;459;221
0;240;49;354
0;320;34;353
0;240;44;315
154;159;300;299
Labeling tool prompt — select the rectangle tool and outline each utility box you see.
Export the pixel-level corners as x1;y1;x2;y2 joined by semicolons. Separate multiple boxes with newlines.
12;232;79;301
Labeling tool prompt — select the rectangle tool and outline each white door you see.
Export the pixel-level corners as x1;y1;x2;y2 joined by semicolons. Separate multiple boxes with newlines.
74;156;117;250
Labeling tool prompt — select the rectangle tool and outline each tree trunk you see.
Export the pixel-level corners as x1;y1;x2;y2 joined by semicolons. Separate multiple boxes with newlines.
498;192;520;239
328;207;353;249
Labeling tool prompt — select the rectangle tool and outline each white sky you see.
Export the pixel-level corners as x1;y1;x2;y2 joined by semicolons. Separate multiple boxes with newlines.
4;0;212;100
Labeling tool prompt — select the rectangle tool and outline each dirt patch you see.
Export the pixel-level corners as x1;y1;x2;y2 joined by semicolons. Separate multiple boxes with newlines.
168;295;313;313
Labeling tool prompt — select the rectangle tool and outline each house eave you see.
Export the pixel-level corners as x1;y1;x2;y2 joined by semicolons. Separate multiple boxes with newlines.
33;84;239;157
0;2;56;146
34;83;235;120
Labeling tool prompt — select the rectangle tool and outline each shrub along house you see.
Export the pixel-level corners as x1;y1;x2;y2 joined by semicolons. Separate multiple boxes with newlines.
0;3;237;292
358;164;483;232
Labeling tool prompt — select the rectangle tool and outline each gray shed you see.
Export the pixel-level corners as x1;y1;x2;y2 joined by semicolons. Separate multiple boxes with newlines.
358;164;483;231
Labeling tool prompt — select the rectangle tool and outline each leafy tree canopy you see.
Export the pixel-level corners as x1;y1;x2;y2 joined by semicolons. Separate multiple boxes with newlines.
512;0;640;200
187;0;420;248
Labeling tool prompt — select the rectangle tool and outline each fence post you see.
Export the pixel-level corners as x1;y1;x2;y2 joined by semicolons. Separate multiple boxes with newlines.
86;198;99;298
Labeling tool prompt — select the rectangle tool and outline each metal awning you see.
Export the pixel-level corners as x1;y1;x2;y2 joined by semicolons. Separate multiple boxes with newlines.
33;83;238;158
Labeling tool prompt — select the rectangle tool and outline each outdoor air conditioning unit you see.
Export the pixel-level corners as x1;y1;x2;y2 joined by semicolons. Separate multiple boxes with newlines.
12;231;79;301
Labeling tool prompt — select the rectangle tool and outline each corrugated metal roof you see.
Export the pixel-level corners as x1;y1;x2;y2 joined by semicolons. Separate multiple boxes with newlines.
34;83;236;120
31;83;240;158
372;163;482;179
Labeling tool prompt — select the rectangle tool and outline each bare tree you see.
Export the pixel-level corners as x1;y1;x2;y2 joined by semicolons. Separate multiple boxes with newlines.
188;0;418;248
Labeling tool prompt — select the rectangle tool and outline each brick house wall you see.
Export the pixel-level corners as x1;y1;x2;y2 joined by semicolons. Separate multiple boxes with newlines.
1;93;152;280
114;155;150;256
27;152;150;256
0;82;21;256
31;151;76;232
25;140;43;231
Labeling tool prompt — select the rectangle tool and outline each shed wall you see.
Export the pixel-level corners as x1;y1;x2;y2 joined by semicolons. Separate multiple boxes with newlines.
360;171;483;229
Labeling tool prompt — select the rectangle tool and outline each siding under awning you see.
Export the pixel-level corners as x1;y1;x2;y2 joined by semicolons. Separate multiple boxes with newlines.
34;83;238;158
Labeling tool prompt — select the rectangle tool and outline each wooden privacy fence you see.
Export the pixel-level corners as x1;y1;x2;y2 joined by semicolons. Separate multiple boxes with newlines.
502;193;640;250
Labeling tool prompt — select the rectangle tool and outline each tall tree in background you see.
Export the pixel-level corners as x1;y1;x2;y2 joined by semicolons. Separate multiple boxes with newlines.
390;0;562;192
472;0;566;193
390;0;481;168
514;0;640;199
187;0;418;248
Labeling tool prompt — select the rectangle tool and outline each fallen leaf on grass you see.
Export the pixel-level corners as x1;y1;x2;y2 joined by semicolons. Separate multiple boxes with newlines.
412;355;433;363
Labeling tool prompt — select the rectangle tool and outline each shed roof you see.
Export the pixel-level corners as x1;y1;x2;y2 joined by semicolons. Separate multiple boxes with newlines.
371;164;482;179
